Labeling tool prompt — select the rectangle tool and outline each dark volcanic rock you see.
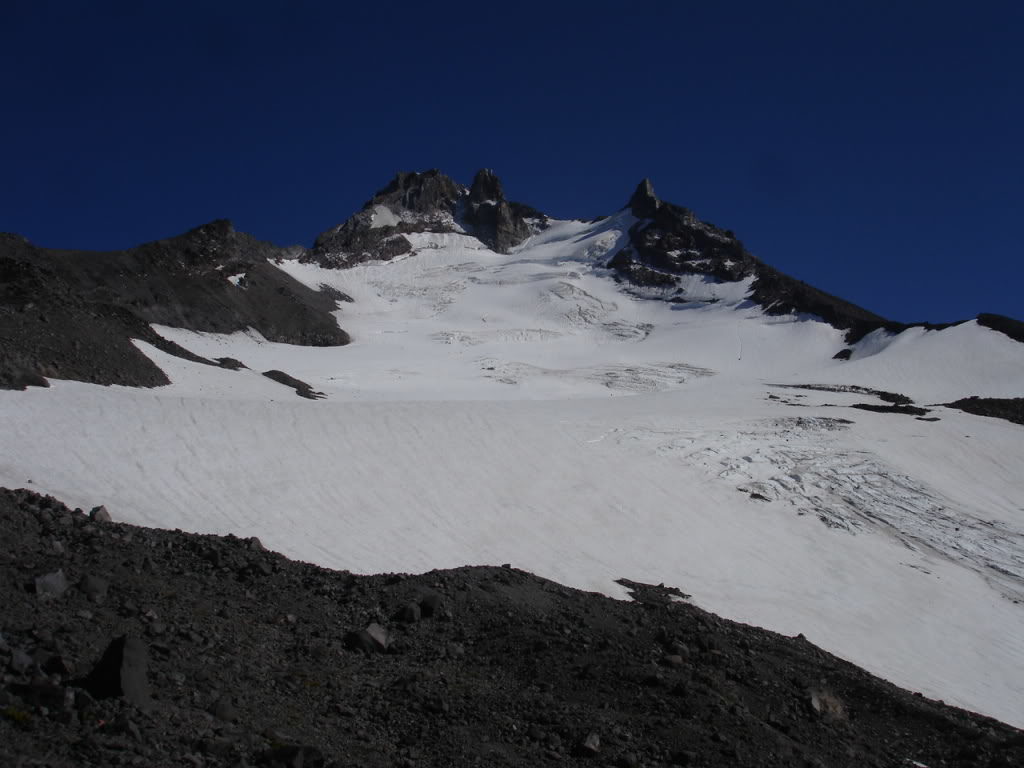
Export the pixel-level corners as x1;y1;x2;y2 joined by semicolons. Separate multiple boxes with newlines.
209;694;239;722
34;569;69;598
606;250;680;288
614;178;758;287
2;486;1023;767
78;574;110;604
393;601;422;623
749;264;893;342
978;313;1024;344
0;223;350;389
850;403;930;416
257;744;325;768
945;396;1024;426
89;504;112;523
418;590;445;618
608;180;892;342
608;179;1024;344
261;370;326;400
310;168;545;268
628;178;661;219
462;168;539;253
344;622;390;654
367;169;465;216
311;170;462;268
80;635;151;709
769;383;914;406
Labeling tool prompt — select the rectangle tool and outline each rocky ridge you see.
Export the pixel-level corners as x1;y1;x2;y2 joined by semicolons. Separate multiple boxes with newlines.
606;181;1021;344
2;169;1020;391
3;487;1023;768
0;223;349;389
308;169;547;268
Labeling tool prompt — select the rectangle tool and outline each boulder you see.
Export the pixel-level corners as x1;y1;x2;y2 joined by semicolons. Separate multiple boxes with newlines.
80;635;150;709
35;569;69;598
89;505;112;523
78;574;109;604
393;602;421;623
344;622;389;654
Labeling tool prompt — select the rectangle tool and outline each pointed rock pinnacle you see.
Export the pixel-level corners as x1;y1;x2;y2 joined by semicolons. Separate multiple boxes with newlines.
629;178;661;218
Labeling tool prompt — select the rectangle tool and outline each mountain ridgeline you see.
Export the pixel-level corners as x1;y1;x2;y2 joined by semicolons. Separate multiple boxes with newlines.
1;169;1020;390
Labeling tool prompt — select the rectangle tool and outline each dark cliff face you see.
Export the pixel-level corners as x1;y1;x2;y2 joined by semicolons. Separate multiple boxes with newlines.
463;169;540;254
615;179;758;286
0;224;350;390
311;170;465;268
309;169;544;268
368;169;466;216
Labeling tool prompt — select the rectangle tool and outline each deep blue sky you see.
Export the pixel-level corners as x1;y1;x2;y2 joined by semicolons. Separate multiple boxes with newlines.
2;1;1021;322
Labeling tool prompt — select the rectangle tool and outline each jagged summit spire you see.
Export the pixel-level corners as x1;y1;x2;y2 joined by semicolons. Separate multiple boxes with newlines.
312;167;540;265
366;169;462;216
468;168;505;204
628;178;661;218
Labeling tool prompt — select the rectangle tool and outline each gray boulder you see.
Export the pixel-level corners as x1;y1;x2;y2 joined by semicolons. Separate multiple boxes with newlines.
35;569;69;598
80;635;151;709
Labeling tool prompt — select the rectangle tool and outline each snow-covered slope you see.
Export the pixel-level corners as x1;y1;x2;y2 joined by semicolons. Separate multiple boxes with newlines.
2;209;1023;726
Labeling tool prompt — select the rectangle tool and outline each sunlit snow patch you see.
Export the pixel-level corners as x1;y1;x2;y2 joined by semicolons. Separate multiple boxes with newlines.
369;204;401;229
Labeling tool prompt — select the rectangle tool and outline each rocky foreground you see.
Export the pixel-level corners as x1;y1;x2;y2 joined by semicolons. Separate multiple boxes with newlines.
2;488;1022;768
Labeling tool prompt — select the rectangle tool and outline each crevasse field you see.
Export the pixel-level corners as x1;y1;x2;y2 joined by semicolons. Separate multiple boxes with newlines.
3;213;1023;725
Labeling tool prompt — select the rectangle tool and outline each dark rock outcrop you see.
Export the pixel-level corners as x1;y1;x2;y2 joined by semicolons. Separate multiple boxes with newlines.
311;170;463;268
978;313;1024;344
608;180;892;341
309;169;544;268
608;179;1024;344
944;396;1024;426
462;168;539;253
0;224;350;389
2;487;1023;767
850;402;931;416
627;178;661;219
79;635;151;709
611;179;756;286
261;370;326;400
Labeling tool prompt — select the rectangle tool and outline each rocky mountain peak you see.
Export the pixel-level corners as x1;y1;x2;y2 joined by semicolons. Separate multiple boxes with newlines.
366;169;464;216
184;218;236;239
0;232;33;246
610;180;901;343
311;168;543;267
468;168;505;204
628;178;661;218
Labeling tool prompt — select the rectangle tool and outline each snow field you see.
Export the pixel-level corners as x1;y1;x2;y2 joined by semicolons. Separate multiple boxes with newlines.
2;212;1022;726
